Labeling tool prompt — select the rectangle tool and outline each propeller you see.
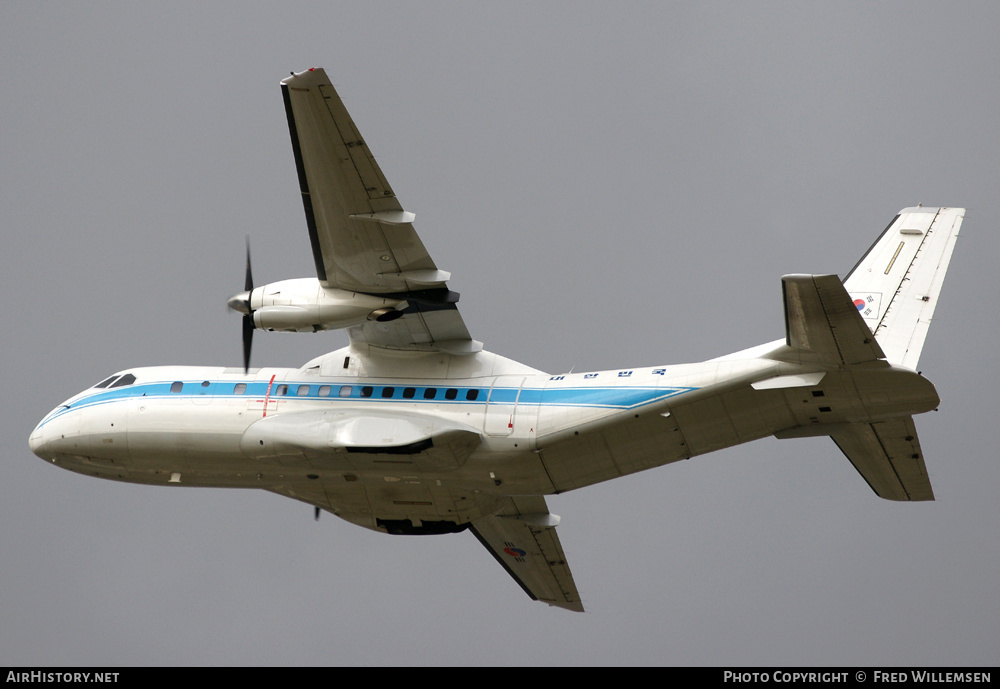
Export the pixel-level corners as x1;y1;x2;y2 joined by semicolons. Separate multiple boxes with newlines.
226;237;255;373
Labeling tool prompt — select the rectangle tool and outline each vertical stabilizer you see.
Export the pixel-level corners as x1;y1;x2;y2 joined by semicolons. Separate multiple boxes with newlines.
843;207;964;369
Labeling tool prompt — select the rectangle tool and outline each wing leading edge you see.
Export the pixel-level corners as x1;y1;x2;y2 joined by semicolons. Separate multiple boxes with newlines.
281;68;479;354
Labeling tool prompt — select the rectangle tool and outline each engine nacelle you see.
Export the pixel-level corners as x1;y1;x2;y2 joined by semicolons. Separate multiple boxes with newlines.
240;278;403;333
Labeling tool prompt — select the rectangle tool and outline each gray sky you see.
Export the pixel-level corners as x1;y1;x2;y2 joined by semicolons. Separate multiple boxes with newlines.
3;2;998;666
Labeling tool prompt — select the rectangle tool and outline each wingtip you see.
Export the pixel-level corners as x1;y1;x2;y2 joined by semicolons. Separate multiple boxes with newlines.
282;67;327;85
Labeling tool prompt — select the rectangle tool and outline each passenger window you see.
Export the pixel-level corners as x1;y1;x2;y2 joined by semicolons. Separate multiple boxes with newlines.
234;383;247;395
403;387;415;399
466;389;479;401
338;386;351;397
318;385;332;397
275;385;288;396
297;385;310;396
200;380;210;388
381;387;395;398
170;382;183;393
445;389;458;400
423;388;437;399
361;386;373;398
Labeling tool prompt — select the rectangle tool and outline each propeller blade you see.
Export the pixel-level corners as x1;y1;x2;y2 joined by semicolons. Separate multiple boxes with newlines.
244;236;254;292
241;237;254;373
242;313;254;374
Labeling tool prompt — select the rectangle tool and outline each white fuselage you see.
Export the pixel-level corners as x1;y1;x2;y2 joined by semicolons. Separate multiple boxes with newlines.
29;343;937;531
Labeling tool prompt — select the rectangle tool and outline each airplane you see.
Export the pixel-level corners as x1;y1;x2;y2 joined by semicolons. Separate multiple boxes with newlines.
29;67;963;612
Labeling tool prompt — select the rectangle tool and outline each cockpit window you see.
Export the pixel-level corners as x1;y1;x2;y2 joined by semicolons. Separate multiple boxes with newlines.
94;375;119;389
109;373;137;388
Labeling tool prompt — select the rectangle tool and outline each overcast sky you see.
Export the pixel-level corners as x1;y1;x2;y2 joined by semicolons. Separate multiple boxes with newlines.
3;2;998;666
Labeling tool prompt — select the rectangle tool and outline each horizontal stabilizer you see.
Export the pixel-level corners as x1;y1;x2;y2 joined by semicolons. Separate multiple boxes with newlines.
777;274;886;365
470;496;584;612
830;416;934;501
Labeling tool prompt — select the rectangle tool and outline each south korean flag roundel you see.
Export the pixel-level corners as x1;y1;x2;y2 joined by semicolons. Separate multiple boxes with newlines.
849;292;882;324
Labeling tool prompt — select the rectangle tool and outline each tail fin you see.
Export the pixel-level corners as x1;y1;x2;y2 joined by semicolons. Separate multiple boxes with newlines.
843;207;964;369
771;208;963;502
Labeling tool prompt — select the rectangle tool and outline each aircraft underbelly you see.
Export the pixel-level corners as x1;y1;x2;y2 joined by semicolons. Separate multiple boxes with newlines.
534;403;690;493
670;386;795;457
269;467;507;533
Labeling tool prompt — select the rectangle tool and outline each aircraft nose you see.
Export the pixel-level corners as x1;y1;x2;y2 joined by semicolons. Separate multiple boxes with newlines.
29;420;52;459
28;423;44;457
28;409;76;461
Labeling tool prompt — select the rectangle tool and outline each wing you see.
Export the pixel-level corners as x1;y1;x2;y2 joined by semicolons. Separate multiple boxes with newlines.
469;496;584;612
281;68;479;353
266;483;584;609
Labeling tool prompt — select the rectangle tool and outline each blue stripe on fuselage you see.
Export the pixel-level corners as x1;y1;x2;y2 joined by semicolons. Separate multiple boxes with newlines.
39;379;696;427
